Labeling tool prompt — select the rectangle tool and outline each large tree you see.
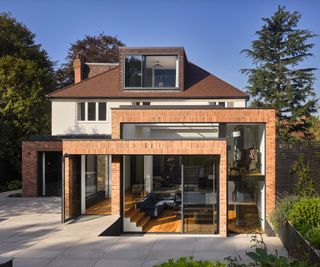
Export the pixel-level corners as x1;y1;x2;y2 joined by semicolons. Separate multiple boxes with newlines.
242;6;318;141
56;34;125;88
0;12;55;94
0;13;55;180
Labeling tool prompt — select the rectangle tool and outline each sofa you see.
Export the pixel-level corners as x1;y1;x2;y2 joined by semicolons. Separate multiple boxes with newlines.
136;192;180;217
136;193;166;217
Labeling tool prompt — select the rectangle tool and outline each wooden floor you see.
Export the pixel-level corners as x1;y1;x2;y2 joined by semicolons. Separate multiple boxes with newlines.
227;207;262;234
143;209;181;233
125;192;216;233
85;198;111;215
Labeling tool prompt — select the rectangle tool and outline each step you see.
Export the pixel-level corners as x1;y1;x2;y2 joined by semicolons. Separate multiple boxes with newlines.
131;211;145;223
125;205;136;217
137;215;151;227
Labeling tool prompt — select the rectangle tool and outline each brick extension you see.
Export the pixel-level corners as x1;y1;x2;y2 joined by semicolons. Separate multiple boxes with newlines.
22;141;62;197
111;107;276;217
22;108;275;237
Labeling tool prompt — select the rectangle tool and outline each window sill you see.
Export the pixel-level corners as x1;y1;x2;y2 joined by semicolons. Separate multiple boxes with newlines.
76;120;108;124
122;87;180;91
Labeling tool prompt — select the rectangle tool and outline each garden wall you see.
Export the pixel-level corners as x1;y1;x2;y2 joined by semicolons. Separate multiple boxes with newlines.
276;141;320;195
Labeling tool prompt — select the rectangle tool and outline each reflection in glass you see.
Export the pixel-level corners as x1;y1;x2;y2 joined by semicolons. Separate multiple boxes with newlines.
77;102;85;121
124;55;178;88
122;123;220;140
87;102;96;121
123;155;218;234
183;156;218;234
227;124;265;234
125;55;142;87
85;155;111;215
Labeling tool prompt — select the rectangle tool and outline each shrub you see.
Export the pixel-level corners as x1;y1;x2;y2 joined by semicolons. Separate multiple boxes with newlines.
246;247;311;267
6;180;22;191
153;257;226;267
304;227;320;249
270;193;299;231
288;197;320;234
290;154;317;197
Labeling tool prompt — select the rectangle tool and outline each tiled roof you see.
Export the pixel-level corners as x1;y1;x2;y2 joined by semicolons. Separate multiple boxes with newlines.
48;62;249;99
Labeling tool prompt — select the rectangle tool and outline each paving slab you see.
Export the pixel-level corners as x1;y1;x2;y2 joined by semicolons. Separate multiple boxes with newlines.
0;196;288;267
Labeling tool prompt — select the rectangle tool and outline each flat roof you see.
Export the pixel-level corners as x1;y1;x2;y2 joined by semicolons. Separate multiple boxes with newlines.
112;105;275;110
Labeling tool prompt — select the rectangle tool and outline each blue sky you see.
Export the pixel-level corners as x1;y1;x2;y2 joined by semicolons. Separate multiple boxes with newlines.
1;0;320;97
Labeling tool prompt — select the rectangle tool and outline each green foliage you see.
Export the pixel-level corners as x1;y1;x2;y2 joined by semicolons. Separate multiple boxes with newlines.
246;247;310;267
270;193;299;231
55;34;125;88
153;257;225;267
309;116;320;141
6;180;22;191
290;154;317;197
227;234;314;267
0;12;55;93
242;6;318;141
304;227;320;249
0;56;51;170
288;197;320;234
0;12;55;177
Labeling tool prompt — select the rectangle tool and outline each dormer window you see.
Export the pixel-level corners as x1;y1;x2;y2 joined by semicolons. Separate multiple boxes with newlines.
124;55;179;89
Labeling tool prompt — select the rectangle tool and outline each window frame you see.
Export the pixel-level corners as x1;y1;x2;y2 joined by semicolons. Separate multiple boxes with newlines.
123;53;180;90
76;101;108;122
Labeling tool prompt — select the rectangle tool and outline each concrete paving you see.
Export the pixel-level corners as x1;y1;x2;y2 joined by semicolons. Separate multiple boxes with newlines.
0;196;287;267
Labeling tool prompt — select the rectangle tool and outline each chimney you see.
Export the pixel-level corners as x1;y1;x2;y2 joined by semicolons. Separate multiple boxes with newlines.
73;58;82;84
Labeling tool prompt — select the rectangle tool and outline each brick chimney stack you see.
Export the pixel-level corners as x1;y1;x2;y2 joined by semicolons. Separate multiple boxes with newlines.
73;58;82;84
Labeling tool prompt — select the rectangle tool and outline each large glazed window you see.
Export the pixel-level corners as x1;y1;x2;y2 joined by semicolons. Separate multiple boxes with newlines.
123;155;218;234
84;155;111;215
122;123;220;139
226;124;266;234
124;55;179;89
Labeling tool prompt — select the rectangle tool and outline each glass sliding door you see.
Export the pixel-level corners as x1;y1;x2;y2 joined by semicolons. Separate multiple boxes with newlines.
182;156;218;234
123;155;218;234
226;124;266;234
83;155;111;215
123;155;182;233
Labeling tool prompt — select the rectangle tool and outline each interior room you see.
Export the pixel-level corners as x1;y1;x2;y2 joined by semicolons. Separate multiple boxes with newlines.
123;155;218;234
226;124;266;234
83;155;112;215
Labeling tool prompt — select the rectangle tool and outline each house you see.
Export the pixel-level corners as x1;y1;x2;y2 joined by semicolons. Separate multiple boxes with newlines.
22;47;275;237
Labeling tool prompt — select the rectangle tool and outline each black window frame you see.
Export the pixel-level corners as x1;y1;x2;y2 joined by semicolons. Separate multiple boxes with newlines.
123;54;180;90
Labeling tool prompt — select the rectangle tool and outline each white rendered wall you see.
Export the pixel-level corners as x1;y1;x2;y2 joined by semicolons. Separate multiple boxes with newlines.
51;98;246;135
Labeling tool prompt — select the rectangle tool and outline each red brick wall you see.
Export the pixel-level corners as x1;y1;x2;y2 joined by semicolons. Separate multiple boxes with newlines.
111;108;276;229
22;141;62;197
111;155;121;216
63;139;228;235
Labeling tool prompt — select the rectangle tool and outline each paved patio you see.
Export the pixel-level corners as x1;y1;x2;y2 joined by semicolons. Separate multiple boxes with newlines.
0;195;287;267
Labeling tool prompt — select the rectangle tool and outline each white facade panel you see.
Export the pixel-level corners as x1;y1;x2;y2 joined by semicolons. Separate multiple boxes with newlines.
51;98;246;135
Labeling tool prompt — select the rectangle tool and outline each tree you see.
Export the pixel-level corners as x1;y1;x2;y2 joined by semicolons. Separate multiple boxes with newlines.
242;6;318;141
0;12;55;93
0;56;51;173
309;116;320;141
56;34;125;88
0;13;55;179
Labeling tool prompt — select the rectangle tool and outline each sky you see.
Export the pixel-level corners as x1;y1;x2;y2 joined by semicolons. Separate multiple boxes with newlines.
1;0;320;98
